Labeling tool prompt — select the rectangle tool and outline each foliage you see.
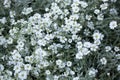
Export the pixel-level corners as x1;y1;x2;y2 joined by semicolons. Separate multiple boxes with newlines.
0;0;120;80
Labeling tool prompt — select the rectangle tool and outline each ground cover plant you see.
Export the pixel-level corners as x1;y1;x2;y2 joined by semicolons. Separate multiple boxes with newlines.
0;0;120;80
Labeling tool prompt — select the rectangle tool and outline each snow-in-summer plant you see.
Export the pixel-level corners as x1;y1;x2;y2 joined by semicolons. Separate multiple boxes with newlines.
0;0;120;80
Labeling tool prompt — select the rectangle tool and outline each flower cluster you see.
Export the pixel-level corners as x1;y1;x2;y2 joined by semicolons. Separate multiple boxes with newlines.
0;0;120;80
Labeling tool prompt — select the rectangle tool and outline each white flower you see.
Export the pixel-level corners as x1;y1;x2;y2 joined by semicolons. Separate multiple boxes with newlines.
76;52;83;59
68;39;72;43
105;46;111;52
70;14;79;20
72;6;80;13
53;75;59;80
59;36;67;43
94;40;101;45
64;71;69;76
80;1;88;8
43;61;49;67
88;68;98;77
110;8;118;15
6;70;12;76
45;34;54;41
90;44;98;51
97;14;104;20
13;65;21;73
32;70;39;77
72;35;78;40
117;65;120;71
84;42;92;48
100;57;107;65
12;53;21;60
7;37;13;44
37;39;46;46
64;9;69;16
56;59;62;65
102;0;108;2
0;36;6;45
0;64;4;71
66;61;72;67
45;70;51;75
100;3;108;10
0;76;4;80
10;10;16;18
81;48;90;55
77;42;83;49
25;56;32;62
73;77;79;80
35;48;46;56
107;73;110;76
116;54;120;59
114;46;120;52
94;9;100;14
24;64;32;71
109;21;117;29
70;70;75;75
22;7;33;15
55;0;61;3
93;32;104;40
0;17;7;24
3;0;11;8
18;71;27;80
1;0;120;79
18;41;24;48
85;15;92;20
73;0;80;4
59;63;65;68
